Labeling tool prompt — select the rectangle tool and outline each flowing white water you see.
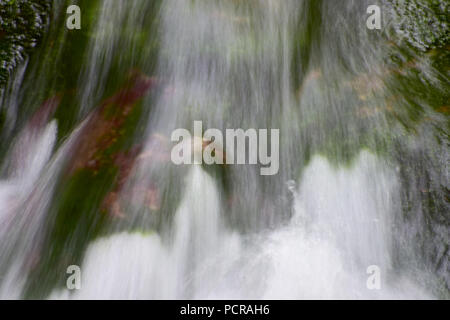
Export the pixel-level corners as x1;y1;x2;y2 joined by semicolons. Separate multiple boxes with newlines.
0;0;447;299
0;121;57;298
53;165;240;299
0;120;86;299
56;153;432;299
47;0;442;299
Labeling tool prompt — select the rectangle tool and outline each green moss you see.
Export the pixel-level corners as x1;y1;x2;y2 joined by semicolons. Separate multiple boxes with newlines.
23;78;153;298
0;108;5;134
291;0;323;91
42;0;101;141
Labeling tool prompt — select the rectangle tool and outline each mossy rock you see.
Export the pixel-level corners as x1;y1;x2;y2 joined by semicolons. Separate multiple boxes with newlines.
0;0;51;87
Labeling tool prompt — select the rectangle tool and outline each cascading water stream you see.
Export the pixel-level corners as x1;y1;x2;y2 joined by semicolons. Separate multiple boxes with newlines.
57;154;432;299
0;0;447;299
0;118;87;298
50;0;441;299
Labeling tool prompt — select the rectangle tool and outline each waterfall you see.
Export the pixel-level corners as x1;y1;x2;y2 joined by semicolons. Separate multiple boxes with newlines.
0;0;447;299
52;165;240;299
0;119;86;298
53;153;431;299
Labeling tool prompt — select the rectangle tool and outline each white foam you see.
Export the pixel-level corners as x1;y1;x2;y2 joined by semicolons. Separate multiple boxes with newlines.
60;154;432;299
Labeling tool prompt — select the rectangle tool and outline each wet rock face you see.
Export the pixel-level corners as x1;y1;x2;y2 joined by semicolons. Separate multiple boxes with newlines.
386;0;449;51
0;0;51;87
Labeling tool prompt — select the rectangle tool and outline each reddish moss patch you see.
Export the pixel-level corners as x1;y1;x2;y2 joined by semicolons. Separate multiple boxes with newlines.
68;72;157;174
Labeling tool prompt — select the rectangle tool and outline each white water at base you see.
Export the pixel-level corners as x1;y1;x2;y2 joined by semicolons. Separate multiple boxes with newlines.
0;121;57;298
52;166;240;299
0;120;88;299
53;152;432;300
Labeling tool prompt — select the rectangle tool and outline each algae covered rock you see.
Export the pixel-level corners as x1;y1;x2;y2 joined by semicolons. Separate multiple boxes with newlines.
386;0;449;51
